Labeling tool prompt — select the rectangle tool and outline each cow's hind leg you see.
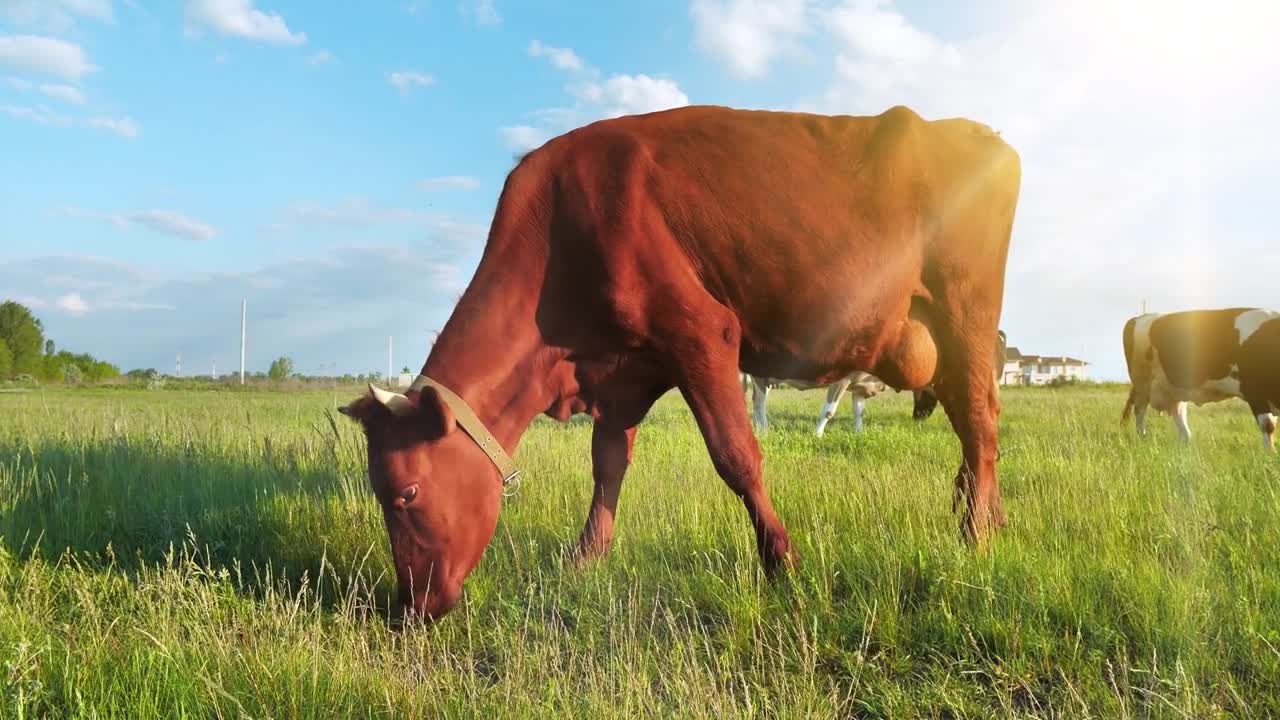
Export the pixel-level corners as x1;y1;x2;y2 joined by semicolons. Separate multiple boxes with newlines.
1172;401;1192;443
1243;395;1276;451
661;305;796;575
932;327;1006;545
817;378;851;436
750;376;770;431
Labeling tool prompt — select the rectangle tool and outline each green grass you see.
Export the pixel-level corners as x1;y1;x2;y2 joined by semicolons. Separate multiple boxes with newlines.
2;385;1278;718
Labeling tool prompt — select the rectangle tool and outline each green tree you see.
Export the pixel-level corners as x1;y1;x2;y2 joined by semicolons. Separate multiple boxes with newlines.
62;363;84;384
268;356;295;381
0;301;44;376
0;341;11;378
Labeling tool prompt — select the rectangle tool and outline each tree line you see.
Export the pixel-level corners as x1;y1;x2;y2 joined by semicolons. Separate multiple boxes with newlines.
0;301;120;383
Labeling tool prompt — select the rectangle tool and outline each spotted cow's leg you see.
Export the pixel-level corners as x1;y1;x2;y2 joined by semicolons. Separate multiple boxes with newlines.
750;376;770;431
816;378;851;436
1172;401;1192;443
1259;414;1277;451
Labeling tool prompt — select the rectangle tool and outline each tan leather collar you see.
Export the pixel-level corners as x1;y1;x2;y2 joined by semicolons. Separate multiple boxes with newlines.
409;374;521;486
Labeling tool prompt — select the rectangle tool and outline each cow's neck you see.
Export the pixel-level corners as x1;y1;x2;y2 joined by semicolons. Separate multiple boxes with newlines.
419;237;562;457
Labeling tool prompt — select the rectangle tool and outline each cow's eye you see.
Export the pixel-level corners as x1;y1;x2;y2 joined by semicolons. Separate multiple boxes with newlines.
393;484;419;509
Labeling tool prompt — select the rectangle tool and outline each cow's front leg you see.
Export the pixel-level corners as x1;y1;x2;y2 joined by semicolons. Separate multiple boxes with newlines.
572;423;637;564
669;315;796;576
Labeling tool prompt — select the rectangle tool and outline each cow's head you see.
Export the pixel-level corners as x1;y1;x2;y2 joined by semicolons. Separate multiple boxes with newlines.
338;384;503;623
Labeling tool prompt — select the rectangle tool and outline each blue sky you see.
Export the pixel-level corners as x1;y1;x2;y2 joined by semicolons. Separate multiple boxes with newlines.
1;0;1277;380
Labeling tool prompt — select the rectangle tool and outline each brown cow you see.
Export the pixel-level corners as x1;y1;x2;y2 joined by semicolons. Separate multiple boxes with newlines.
338;104;1023;621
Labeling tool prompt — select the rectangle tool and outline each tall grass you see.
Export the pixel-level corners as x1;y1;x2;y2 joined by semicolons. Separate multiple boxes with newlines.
1;386;1278;718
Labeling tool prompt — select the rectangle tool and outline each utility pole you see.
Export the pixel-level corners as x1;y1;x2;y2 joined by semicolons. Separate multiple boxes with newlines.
211;360;216;380
176;352;181;377
388;335;393;386
1142;299;1147;315
240;299;247;385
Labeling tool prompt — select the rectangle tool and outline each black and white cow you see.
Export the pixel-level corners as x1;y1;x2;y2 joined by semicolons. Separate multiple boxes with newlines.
1122;308;1279;449
746;329;1008;435
747;372;890;434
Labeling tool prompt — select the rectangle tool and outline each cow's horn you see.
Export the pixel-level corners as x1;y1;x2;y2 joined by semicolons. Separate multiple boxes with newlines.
369;383;414;416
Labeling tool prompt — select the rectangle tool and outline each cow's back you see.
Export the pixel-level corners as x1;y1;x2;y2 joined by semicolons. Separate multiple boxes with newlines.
533;104;1020;379
1149;308;1257;389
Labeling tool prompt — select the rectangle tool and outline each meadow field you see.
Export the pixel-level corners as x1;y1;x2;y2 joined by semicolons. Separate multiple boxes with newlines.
1;383;1278;718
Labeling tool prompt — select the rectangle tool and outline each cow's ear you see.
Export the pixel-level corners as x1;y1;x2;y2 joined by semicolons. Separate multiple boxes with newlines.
337;394;378;423
416;386;457;439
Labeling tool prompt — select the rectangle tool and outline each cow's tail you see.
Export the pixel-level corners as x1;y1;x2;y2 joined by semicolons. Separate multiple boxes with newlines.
1120;315;1139;424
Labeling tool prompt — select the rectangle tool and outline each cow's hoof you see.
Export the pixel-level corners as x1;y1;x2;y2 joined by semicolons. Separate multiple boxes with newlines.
762;535;798;578
567;542;611;569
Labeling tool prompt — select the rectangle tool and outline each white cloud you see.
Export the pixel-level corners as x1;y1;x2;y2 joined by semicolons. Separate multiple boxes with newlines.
2;101;139;138
1;0;114;32
128;210;218;241
306;50;332;66
38;83;85;104
0;246;471;373
498;125;549;152
56;292;90;315
417;176;481;191
388;70;434;94
499;44;689;151
690;0;809;78
62;207;217;240
528;39;584;72
576;74;689;119
184;0;306;45
0;35;97;81
1;103;73;126
461;0;500;26
85;115;139;138
263;197;489;247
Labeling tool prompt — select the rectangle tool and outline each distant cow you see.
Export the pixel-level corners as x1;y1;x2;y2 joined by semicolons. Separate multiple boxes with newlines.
748;372;889;434
1122;308;1279;448
752;329;1008;433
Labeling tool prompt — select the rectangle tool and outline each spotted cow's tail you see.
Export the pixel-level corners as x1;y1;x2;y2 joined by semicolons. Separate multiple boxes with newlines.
1120;315;1139;424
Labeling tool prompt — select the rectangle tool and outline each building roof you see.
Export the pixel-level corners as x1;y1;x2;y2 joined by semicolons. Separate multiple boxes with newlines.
1016;354;1089;366
1005;346;1022;360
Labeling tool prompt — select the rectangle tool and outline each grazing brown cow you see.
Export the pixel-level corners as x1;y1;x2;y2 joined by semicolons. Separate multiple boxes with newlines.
1122;308;1279;448
338;104;1023;621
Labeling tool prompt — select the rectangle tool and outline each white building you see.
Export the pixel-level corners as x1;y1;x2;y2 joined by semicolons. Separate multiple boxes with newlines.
1003;347;1089;385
